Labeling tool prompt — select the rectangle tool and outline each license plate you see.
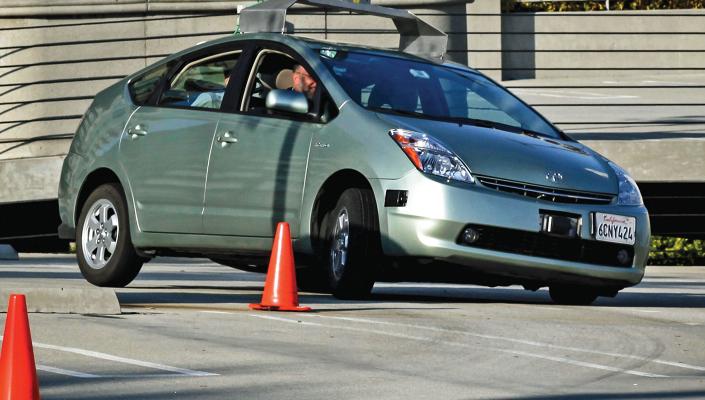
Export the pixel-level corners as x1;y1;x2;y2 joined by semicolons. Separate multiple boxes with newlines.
594;213;636;245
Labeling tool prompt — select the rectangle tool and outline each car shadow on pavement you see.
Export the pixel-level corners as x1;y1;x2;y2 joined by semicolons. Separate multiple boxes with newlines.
116;290;267;306
368;285;705;309
0;270;85;280
115;286;459;312
495;389;705;400
369;285;553;306
596;291;705;308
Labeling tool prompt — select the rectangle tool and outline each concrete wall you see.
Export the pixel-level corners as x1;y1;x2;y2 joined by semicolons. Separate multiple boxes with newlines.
2;1;704;205
0;0;471;204
501;10;705;80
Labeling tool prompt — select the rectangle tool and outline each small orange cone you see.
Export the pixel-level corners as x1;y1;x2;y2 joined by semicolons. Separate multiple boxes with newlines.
0;294;40;400
250;222;311;312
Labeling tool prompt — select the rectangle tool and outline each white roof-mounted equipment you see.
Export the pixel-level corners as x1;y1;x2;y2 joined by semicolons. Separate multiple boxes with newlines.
238;0;448;61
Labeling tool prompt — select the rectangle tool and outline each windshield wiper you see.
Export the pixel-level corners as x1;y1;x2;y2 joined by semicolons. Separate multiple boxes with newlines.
369;107;499;129
443;116;499;129
369;106;557;138
421;115;519;132
436;116;555;138
368;106;427;119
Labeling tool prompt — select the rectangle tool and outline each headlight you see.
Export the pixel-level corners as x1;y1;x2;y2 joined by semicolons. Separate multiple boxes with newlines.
389;129;474;184
608;161;643;206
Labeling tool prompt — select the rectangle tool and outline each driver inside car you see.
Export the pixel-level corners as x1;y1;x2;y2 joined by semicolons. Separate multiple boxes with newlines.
190;68;231;109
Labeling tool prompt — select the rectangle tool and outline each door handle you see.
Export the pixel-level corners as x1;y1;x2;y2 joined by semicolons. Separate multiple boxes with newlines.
217;131;238;147
128;125;148;139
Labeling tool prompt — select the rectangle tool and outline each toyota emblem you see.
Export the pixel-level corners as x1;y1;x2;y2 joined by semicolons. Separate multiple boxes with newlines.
546;171;564;183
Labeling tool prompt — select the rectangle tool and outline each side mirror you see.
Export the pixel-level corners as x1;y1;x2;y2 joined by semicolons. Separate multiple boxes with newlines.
266;89;309;115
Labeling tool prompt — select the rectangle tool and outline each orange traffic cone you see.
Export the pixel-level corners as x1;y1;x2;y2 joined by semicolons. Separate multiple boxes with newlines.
0;294;40;400
250;222;312;312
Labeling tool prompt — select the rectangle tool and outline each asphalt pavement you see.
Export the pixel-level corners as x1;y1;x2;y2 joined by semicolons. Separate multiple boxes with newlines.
1;254;704;399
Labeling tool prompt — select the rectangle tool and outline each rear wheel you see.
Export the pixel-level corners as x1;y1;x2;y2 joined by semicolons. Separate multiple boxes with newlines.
76;183;144;287
323;188;381;299
549;285;599;305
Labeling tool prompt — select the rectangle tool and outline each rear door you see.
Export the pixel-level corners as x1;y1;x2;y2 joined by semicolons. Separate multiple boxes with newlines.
120;47;242;233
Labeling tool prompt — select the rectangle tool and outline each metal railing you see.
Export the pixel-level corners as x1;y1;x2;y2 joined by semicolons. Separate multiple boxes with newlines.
513;0;612;11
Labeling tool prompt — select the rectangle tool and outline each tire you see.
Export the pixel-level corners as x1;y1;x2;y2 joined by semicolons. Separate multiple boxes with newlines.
296;265;330;293
549;285;599;305
323;188;381;299
76;183;144;287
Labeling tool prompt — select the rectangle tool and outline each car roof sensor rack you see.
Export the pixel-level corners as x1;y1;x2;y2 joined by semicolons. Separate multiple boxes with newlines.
238;0;448;61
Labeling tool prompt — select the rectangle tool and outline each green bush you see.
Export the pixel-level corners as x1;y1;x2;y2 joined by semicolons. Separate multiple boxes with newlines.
649;236;705;266
504;0;705;12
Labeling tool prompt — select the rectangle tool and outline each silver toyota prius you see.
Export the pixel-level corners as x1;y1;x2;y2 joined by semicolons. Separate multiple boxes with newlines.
57;3;649;305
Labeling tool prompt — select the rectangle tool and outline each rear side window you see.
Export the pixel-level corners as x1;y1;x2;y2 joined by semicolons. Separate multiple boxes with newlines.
158;51;241;110
128;62;173;105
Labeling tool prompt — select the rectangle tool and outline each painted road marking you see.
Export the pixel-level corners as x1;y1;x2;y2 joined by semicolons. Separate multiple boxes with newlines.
298;314;705;374
642;80;699;86
497;349;665;378
34;341;218;377
37;364;100;378
248;314;667;378
642;278;705;284
0;335;218;378
510;88;638;100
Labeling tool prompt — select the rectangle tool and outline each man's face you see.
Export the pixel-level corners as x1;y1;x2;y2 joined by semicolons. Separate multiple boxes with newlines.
293;66;317;100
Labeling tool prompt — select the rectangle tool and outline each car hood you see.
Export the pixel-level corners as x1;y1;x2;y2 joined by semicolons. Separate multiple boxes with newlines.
377;113;618;194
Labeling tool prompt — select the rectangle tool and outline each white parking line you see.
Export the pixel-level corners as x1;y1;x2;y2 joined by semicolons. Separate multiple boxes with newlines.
642;278;705;284
1;335;218;378
498;349;664;378
642;80;699;86
629;310;662;314
298;314;705;373
248;314;666;378
511;88;638;100
34;342;218;377
37;364;100;378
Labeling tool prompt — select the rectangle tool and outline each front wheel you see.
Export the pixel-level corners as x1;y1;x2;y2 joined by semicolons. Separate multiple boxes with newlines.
324;188;381;299
549;285;599;305
76;183;144;287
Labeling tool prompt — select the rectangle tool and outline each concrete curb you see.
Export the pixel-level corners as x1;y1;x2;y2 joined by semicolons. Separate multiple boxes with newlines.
0;245;19;261
0;287;121;315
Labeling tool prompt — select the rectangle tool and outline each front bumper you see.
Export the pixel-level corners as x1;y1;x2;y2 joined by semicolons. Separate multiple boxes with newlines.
375;172;650;288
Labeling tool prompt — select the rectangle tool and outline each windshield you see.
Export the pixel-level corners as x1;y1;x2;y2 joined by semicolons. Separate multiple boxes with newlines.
318;49;561;138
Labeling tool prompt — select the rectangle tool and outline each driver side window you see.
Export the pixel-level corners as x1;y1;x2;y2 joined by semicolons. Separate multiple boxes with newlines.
241;50;338;123
158;50;241;110
242;51;299;114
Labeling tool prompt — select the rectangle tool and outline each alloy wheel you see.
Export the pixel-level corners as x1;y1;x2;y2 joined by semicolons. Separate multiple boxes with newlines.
81;199;119;269
330;208;350;280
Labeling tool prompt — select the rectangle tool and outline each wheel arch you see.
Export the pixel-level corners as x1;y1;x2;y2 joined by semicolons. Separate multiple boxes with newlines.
309;169;377;255
74;168;125;225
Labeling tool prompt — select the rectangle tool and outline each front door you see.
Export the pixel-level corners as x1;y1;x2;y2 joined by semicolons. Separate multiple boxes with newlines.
203;114;315;237
203;49;320;237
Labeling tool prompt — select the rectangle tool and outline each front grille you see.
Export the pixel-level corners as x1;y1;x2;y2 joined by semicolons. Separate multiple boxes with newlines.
459;224;634;268
476;175;614;205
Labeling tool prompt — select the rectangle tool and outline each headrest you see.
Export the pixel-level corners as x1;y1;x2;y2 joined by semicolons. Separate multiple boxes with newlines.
276;69;294;90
